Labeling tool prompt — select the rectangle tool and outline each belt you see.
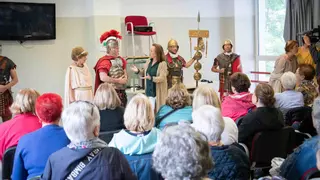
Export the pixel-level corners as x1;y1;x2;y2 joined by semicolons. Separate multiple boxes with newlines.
75;86;92;91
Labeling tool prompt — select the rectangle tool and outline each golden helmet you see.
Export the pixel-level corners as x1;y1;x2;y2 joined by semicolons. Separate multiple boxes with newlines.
222;39;233;49
167;39;179;49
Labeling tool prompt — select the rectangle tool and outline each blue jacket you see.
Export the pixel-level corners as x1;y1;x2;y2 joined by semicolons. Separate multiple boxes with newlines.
208;144;250;180
280;136;318;180
11;124;70;180
125;153;163;180
41;147;137;180
155;105;192;130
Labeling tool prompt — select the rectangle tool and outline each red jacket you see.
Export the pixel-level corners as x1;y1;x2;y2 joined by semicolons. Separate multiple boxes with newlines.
0;113;41;160
221;92;256;121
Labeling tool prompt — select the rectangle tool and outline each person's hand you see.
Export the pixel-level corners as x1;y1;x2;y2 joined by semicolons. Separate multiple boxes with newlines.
141;74;151;80
219;68;225;73
303;35;311;46
130;65;139;73
0;85;7;94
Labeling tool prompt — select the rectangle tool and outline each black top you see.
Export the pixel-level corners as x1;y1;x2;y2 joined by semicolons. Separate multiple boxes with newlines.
99;107;125;132
41;147;137;180
238;107;285;149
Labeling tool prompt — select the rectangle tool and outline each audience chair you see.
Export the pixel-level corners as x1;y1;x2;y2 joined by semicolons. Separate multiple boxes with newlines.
99;129;121;144
285;106;316;136
125;153;163;180
303;168;320;180
124;15;157;57
2;146;17;180
249;126;295;177
295;130;312;148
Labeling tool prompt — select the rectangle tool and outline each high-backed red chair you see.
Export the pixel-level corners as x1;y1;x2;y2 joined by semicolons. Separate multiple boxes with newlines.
125;15;157;56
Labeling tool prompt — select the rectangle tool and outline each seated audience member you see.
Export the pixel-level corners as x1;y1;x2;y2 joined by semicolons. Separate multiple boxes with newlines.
0;89;40;161
109;94;161;179
41;101;136;180
274;72;304;117
238;83;284;149
279;97;320;180
222;72;256;121
152;123;213;180
192;105;250;180
11;93;70;180
94;83;125;132
295;64;318;106
193;85;238;145
155;83;192;129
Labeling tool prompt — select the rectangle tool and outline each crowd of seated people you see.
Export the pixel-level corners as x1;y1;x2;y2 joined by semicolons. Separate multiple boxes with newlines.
1;66;320;179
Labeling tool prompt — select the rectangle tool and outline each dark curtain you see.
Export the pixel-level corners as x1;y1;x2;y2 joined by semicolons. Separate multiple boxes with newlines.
283;0;314;42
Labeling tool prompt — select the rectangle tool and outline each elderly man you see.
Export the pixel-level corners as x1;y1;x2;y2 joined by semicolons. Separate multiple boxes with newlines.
280;97;320;179
192;105;250;180
274;72;304;117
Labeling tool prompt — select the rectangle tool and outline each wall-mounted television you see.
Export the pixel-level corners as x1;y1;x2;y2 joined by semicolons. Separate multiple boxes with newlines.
0;2;56;41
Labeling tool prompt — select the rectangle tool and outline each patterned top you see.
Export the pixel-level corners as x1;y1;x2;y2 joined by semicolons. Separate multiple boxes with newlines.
296;80;318;106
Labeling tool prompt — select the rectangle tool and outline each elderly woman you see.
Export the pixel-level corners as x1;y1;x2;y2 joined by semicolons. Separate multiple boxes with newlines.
222;72;256;121
94;82;125;132
193;85;238;145
12;93;70;180
0;88;41;161
131;44;168;112
41;101;136;179
295;64;318;106
238;83;284;149
279;97;320;180
108;94;162;179
269;40;299;93
192;105;250;179
275;72;304;117
152;123;213;180
155;83;192;130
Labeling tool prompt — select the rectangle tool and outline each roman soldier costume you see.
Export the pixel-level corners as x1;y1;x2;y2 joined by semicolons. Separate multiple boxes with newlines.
212;40;242;100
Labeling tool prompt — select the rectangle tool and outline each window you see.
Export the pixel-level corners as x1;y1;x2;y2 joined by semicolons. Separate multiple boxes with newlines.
256;0;286;81
258;0;286;56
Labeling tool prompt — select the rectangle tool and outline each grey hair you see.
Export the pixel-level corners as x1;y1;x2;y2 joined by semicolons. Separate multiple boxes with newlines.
313;97;320;134
152;124;213;180
62;101;100;143
106;39;118;54
192;105;225;142
281;72;296;90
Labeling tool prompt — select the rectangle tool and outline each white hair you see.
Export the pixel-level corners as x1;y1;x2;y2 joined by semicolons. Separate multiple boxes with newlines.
192;105;225;142
281;72;297;90
62;101;100;143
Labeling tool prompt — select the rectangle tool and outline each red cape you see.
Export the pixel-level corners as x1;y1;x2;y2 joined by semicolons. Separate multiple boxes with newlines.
166;53;186;67
93;55;126;93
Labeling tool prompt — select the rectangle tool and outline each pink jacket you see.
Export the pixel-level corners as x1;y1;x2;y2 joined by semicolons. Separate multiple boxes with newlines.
222;92;256;121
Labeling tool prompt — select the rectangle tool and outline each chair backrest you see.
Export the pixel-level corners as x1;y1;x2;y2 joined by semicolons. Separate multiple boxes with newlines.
125;153;163;180
125;16;148;31
2;146;17;180
303;167;320;180
99;129;121;144
250;126;295;166
286;106;316;136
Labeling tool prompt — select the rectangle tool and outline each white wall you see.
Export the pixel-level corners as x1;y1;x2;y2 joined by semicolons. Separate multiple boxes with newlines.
0;0;256;98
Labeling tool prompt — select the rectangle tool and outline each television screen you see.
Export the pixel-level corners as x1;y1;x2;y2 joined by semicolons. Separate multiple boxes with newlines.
0;2;56;41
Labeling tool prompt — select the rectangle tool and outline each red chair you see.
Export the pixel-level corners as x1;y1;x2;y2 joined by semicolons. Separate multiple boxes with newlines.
125;16;157;56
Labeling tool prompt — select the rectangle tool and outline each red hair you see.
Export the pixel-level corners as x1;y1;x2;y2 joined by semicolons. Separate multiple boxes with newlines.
36;93;63;123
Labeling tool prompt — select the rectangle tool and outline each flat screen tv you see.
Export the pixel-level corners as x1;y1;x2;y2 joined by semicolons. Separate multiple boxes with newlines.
0;2;56;41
